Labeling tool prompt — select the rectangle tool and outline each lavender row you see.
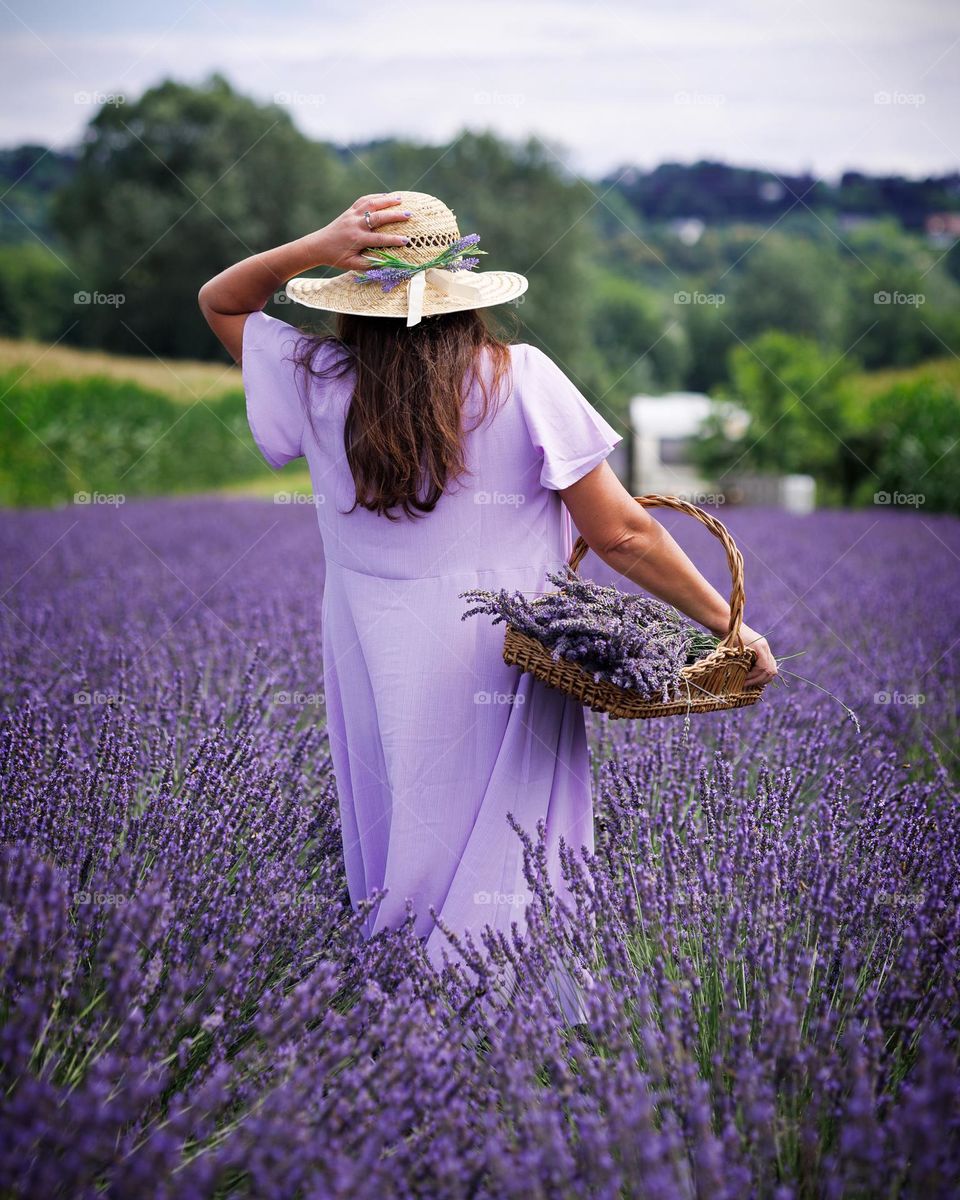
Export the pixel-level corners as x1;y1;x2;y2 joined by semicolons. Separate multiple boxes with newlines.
0;498;957;1197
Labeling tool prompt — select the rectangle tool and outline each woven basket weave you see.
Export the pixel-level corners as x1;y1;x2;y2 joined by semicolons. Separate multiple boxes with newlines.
502;494;765;720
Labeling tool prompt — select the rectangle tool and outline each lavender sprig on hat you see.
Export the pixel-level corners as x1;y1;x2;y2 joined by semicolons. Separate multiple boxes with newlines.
355;234;486;292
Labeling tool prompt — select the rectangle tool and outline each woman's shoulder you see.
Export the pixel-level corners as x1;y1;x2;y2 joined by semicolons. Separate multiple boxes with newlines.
504;342;565;386
506;342;556;367
502;342;542;375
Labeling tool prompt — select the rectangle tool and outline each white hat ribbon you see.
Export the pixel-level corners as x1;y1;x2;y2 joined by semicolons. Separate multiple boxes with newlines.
406;268;485;328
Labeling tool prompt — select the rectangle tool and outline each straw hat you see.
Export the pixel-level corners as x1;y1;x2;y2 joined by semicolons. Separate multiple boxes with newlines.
284;191;528;327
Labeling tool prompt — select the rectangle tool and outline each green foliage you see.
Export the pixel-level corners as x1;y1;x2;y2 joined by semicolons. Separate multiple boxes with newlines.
0;243;76;340
605;159;960;228
0;370;269;507
857;377;960;513
694;332;865;502
51;73;352;360
693;334;960;512
682;299;737;393
724;236;847;346
2;80;960;510
945;238;960;286
0;145;76;245
585;272;688;399
841;262;960;369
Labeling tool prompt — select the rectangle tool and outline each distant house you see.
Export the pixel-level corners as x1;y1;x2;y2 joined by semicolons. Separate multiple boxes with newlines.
666;217;705;245
628;391;815;512
628;392;733;498
925;212;960;246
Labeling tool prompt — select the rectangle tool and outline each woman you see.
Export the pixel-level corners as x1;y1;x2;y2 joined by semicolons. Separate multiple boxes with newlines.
198;190;778;1010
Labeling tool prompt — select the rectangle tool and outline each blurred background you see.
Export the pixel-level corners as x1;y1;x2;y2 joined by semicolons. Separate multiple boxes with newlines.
0;0;957;514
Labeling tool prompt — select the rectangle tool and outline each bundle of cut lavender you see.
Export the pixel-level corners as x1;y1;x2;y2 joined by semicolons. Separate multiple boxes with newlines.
460;567;720;704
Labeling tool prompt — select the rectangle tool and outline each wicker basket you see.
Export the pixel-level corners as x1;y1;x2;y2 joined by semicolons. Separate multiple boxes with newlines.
502;494;765;720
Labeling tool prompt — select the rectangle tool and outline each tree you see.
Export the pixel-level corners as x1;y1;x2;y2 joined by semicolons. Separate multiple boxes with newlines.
53;74;351;359
586;272;688;399
859;378;960;513
682;298;737;393
724;235;846;347
842;263;959;369
0;244;75;340
694;332;864;501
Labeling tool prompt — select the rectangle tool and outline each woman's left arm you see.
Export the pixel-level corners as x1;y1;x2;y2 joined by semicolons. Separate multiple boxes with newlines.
198;192;413;362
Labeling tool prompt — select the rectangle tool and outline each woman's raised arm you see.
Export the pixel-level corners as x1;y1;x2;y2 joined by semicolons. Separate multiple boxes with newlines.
197;193;412;361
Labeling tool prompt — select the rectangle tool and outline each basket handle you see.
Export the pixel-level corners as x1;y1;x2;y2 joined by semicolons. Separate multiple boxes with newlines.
567;494;748;653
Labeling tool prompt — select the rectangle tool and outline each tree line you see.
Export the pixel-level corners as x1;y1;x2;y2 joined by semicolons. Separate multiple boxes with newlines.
0;74;957;510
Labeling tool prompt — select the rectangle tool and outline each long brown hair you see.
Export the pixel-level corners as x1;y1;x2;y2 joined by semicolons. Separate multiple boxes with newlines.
293;308;515;521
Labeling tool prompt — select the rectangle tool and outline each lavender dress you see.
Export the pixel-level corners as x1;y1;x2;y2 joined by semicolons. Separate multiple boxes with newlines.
243;310;622;984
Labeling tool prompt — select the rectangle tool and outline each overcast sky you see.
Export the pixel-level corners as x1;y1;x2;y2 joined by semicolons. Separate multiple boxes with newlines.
1;0;957;180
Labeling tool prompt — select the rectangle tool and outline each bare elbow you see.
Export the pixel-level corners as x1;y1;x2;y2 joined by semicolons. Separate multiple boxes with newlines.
597;510;656;562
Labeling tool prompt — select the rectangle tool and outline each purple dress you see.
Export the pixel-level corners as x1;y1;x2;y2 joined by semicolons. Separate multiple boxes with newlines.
243;309;622;978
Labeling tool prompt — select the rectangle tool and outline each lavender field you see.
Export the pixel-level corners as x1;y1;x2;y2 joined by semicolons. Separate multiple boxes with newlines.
1;498;959;1199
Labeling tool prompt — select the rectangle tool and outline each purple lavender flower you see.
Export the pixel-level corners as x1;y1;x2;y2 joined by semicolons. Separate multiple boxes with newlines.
355;234;486;292
461;568;711;700
354;265;415;291
446;234;482;256
0;499;957;1196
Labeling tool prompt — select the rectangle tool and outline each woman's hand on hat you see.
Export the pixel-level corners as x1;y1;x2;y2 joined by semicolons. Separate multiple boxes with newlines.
305;194;413;272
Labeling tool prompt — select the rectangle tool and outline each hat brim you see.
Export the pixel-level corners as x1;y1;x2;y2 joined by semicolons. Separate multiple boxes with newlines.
284;270;528;319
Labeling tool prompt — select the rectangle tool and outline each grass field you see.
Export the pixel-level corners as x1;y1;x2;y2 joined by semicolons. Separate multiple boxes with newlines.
1;332;958;508
0;334;241;404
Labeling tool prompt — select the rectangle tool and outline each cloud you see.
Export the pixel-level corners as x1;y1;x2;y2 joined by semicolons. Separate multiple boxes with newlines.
0;0;957;178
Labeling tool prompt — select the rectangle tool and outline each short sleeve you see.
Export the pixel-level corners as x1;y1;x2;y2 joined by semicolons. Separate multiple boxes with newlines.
518;345;623;490
242;309;307;469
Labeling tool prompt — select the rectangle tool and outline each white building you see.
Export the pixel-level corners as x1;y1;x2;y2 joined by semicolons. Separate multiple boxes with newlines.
629;392;728;498
628;391;815;512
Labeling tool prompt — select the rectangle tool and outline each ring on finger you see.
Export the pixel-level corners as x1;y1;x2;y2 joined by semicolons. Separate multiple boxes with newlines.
363;210;373;230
